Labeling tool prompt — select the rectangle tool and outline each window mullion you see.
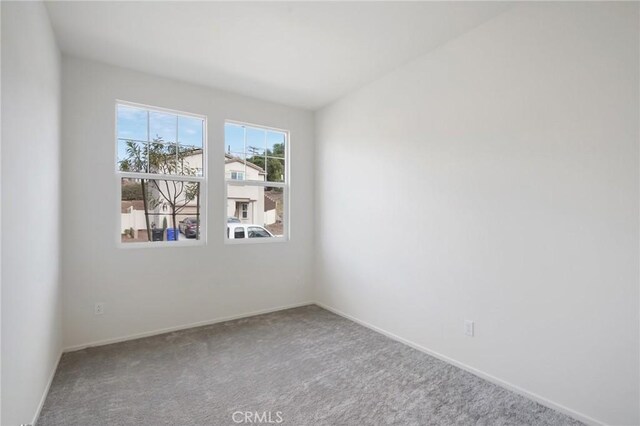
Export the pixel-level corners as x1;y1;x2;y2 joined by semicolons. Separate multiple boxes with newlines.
146;110;150;173
243;126;247;178
175;115;179;175
225;180;284;188
120;172;205;182
263;130;268;182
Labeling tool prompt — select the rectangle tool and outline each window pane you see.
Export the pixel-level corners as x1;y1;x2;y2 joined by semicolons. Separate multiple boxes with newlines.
149;111;177;143
226;183;284;239
121;178;202;243
266;131;286;182
267;131;286;157
117;140;148;173
265;156;285;183
179;145;203;177
246;127;266;157
224;123;245;157
264;188;284;237
148;142;179;175
226;156;265;182
223;124;286;184
117;105;148;142
178;116;204;148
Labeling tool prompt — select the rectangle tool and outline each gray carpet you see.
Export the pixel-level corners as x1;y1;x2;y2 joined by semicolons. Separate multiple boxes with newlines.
38;305;582;426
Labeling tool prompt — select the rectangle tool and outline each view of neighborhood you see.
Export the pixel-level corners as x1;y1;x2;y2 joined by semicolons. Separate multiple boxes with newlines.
119;153;285;242
224;122;286;240
117;105;286;243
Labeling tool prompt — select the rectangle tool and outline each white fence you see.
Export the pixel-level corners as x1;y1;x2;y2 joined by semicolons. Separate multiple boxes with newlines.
265;209;276;225
121;208;146;233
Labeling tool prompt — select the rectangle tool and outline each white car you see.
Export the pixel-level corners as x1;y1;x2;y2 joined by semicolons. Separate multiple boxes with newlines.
227;223;274;239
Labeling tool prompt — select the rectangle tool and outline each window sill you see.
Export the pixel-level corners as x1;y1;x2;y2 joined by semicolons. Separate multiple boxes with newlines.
224;237;288;245
118;240;205;249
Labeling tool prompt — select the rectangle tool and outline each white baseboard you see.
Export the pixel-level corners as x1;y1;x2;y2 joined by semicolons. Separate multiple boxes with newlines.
315;302;606;426
63;301;314;353
32;349;63;426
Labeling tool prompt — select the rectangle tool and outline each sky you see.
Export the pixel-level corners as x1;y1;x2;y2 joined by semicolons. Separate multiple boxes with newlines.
116;104;286;169
224;122;286;159
117;105;203;146
117;104;203;168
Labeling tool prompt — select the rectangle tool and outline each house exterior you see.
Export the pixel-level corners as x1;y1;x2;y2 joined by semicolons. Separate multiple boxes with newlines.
181;150;273;226
225;154;269;225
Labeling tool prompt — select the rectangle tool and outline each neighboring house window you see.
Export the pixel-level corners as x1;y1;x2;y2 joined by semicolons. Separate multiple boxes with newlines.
230;171;245;180
117;102;206;245
224;121;288;242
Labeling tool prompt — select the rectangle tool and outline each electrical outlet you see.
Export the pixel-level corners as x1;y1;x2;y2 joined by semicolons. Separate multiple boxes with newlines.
94;302;105;315
464;320;474;337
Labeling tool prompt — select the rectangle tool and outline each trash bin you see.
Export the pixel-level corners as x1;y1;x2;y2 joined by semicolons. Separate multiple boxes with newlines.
167;228;178;241
152;228;164;241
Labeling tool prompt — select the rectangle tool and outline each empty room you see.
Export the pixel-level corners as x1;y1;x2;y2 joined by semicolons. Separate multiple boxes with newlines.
1;1;638;425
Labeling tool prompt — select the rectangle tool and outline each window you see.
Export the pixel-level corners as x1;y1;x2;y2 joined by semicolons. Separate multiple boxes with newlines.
224;121;288;242
117;102;206;245
230;171;245;181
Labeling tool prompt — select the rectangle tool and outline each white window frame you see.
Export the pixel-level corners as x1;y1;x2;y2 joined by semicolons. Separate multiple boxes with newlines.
224;120;289;245
115;100;208;248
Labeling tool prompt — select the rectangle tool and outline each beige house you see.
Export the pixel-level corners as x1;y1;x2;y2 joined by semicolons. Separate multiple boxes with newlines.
225;154;272;225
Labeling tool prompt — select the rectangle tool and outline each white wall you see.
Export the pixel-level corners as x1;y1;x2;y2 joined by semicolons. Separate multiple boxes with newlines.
1;2;63;425
61;57;314;349
315;3;639;425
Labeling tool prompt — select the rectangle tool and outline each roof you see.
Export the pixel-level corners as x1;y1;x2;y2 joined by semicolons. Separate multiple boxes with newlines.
264;190;282;211
225;154;265;173
264;195;276;211
183;147;203;156
265;190;283;203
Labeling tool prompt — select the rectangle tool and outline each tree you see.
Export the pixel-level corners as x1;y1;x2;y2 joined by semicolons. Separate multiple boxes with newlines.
247;142;285;185
147;138;200;234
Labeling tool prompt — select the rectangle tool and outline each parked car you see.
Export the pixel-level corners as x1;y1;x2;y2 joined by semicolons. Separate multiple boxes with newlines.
227;217;241;223
227;223;274;239
179;217;200;238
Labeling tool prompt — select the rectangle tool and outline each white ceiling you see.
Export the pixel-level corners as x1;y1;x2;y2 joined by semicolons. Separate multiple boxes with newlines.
45;1;510;110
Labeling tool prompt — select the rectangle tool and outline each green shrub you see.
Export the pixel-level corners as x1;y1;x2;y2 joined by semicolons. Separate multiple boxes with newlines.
121;183;143;201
